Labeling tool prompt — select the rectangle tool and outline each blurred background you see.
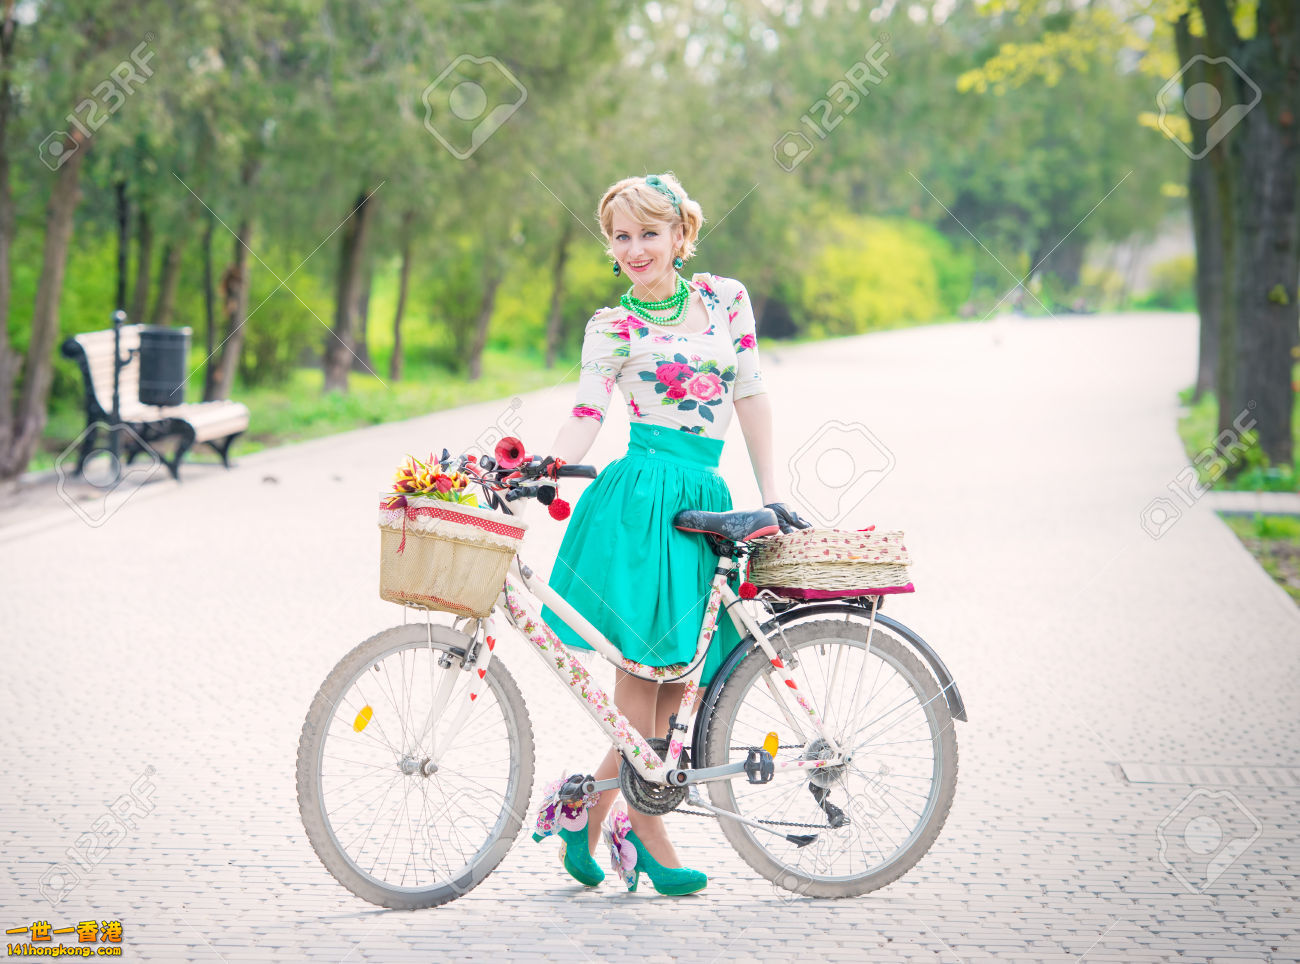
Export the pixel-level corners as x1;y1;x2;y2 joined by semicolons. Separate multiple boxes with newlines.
0;0;1294;506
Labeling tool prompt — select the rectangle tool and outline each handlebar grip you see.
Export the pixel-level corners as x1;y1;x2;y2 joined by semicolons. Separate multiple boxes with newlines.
557;464;597;479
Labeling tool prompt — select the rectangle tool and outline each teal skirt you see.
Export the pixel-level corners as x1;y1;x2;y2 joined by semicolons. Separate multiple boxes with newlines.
540;422;743;688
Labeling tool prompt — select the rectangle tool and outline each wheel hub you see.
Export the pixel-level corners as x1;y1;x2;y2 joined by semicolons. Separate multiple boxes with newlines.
803;737;847;788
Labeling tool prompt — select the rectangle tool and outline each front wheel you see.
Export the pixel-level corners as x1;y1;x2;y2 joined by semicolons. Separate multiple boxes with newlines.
296;622;534;908
702;618;958;898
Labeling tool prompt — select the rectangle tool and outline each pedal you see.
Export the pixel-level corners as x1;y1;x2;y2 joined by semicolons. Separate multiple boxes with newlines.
557;773;594;802
744;747;775;784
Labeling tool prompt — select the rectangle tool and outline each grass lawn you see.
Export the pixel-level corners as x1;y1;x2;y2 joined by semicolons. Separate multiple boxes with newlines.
1176;369;1299;492
1219;514;1300;606
1179;370;1300;609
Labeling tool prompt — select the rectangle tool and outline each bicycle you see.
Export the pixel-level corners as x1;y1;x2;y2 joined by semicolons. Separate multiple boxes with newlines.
296;448;968;908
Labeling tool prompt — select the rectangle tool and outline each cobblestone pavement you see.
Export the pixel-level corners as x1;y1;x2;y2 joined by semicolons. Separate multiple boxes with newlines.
2;312;1298;963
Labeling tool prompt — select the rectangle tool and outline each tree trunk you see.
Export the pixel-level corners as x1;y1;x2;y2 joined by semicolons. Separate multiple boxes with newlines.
544;220;572;368
1225;82;1299;466
207;217;253;401
1176;15;1230;404
1213;0;1300;471
349;263;374;374
467;270;501;381
0;131;87;479
389;208;415;382
323;189;373;392
130;202;152;325
149;235;186;327
202;210;216;400
0;3;20;470
1030;236;1085;294
1188;153;1225;403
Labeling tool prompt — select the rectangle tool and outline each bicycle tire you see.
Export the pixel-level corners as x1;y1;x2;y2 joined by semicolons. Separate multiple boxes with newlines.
297;622;534;908
701;619;958;898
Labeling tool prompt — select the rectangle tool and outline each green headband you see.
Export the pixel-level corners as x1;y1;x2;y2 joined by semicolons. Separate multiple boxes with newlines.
644;174;681;215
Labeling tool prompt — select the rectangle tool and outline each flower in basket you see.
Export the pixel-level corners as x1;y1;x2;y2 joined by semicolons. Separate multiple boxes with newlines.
385;453;478;508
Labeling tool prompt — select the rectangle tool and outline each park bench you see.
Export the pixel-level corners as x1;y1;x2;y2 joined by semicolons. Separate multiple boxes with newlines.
60;324;250;481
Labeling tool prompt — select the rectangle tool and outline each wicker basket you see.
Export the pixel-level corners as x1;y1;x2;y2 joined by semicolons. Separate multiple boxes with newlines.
378;494;528;617
746;526;914;600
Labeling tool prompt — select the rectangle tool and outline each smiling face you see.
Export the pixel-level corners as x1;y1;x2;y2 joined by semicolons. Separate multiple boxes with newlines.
610;216;685;295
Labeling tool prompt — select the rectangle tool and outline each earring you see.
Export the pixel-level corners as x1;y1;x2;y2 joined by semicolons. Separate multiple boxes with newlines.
612;261;621;276
673;256;683;269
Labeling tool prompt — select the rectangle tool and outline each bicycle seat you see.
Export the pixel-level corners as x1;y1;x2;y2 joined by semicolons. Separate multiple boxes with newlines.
672;507;781;542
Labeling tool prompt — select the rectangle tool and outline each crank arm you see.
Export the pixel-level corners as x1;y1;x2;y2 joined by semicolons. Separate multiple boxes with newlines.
686;786;817;848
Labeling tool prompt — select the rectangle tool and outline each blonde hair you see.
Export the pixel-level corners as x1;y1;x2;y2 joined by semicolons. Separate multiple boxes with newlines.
597;172;706;263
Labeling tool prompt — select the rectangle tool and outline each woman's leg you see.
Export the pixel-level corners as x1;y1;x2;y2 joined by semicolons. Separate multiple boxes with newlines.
584;671;705;865
582;669;655;853
587;670;686;867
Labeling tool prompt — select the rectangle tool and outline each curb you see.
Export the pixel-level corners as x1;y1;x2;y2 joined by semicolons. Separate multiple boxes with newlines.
1203;490;1300;517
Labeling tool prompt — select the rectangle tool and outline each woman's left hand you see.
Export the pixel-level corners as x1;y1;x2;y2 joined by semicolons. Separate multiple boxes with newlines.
764;502;814;533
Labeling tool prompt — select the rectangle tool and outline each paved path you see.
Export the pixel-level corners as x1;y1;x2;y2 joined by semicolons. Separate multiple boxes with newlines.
2;311;1298;963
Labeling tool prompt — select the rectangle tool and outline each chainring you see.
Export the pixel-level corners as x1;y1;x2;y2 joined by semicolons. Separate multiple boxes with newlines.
619;738;691;816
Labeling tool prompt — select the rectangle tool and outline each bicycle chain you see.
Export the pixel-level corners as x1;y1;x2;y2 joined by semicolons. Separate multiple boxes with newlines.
671;808;832;829
667;745;841;829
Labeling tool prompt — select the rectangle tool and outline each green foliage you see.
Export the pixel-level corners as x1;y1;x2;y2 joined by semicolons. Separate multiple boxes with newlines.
1221;513;1300;606
1135;255;1196;311
7;0;1195;479
235;251;333;387
798;212;974;337
1245;512;1300;541
1178;373;1300;492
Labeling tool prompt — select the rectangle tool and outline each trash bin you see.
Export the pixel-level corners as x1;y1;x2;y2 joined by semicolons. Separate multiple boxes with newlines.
138;326;191;406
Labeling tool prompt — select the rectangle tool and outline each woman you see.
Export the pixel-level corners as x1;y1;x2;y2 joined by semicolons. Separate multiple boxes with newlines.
534;172;809;895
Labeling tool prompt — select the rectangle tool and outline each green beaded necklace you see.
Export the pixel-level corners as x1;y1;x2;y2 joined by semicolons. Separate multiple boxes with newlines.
621;274;691;325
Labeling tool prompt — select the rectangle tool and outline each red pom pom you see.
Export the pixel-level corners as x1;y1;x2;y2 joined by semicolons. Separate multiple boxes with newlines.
739;581;757;599
548;498;571;520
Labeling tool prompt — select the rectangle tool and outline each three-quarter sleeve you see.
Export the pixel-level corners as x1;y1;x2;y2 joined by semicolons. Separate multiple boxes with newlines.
571;308;626;422
724;279;767;400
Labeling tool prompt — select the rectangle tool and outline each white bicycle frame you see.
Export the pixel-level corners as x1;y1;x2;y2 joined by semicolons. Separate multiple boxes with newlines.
420;536;883;789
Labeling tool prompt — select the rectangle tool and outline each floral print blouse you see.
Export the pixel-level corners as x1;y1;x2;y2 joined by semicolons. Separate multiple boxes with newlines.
572;273;767;438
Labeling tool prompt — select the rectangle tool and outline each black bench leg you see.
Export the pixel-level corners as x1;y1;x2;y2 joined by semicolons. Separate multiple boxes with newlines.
74;423;100;476
205;432;243;469
168;434;195;481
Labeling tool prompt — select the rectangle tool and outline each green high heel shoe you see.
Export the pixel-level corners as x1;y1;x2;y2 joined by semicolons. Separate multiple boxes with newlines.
557;825;604;887
605;808;707;896
533;776;604;887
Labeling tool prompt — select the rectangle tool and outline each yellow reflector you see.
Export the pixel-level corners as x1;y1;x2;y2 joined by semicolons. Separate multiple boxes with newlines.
353;706;373;732
762;731;779;757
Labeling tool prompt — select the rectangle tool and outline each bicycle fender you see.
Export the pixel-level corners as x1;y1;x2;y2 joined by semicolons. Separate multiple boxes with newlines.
691;602;967;758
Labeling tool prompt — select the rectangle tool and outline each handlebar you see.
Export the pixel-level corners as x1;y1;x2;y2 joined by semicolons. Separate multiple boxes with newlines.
486;458;597;504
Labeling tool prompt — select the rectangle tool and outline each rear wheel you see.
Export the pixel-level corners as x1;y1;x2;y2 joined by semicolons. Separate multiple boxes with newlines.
297;623;534;908
702;618;957;898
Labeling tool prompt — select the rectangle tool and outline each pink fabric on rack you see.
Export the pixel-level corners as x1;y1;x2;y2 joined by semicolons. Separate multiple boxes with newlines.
765;584;915;599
